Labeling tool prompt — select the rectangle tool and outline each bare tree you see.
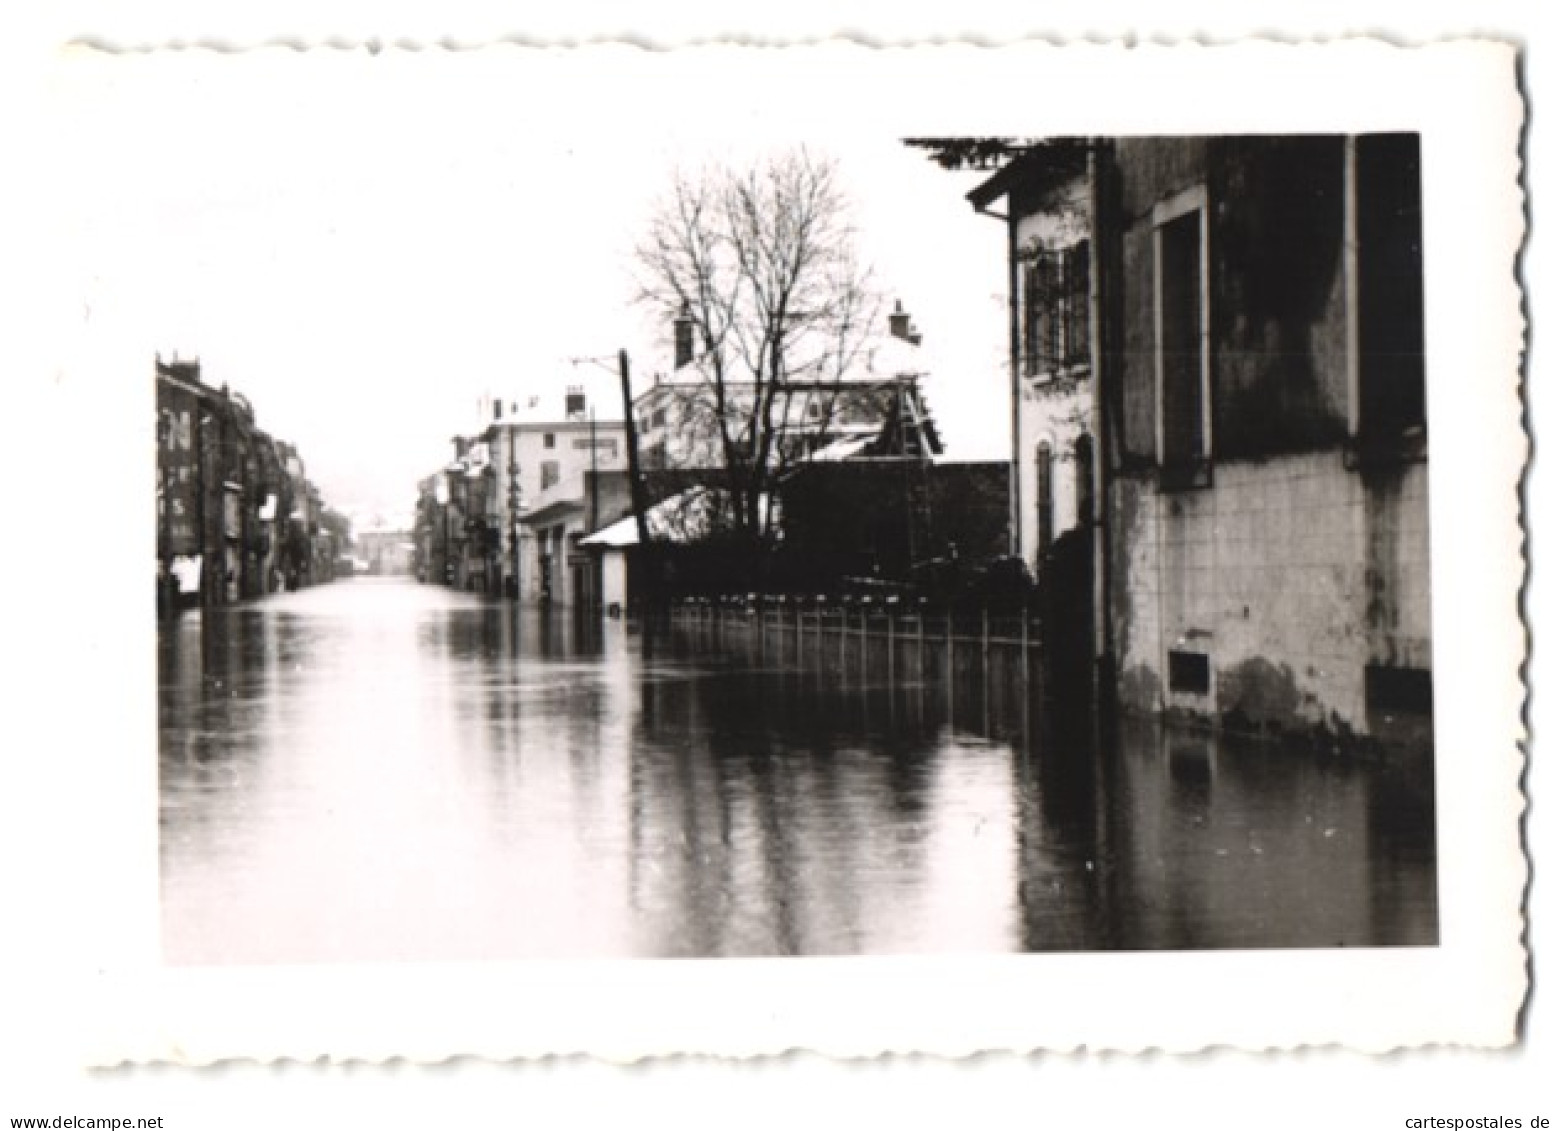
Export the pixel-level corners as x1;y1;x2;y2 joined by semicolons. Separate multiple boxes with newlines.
633;148;885;541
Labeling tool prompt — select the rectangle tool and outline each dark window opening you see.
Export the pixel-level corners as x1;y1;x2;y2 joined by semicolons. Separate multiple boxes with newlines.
1074;433;1095;531
1356;133;1427;459
1168;649;1211;696
543;432;556;449
1365;663;1433;715
1158;208;1208;488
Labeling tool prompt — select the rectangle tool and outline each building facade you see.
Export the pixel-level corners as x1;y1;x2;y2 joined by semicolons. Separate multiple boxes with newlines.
417;387;630;606
970;135;1431;746
156;357;342;613
969;142;1097;575
641;306;938;466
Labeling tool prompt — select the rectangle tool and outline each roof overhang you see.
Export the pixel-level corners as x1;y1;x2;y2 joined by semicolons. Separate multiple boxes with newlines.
520;498;585;527
967;138;1093;212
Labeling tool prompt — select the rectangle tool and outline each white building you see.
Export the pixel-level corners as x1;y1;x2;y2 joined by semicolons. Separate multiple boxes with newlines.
477;386;629;606
631;305;943;541
968;143;1097;576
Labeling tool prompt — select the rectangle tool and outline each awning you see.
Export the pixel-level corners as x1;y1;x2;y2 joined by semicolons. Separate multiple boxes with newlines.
519;498;585;528
579;513;640;549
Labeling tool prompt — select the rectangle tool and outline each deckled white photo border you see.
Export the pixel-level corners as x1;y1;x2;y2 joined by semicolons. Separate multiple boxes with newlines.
22;38;1525;1065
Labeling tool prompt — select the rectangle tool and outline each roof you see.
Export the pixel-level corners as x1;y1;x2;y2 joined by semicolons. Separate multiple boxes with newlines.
640;324;927;402
581;487;769;549
967;138;1093;211
484;388;626;429
863;335;925;379
806;435;875;462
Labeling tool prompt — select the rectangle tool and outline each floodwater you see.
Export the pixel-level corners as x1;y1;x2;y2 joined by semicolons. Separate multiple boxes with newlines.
158;577;1437;964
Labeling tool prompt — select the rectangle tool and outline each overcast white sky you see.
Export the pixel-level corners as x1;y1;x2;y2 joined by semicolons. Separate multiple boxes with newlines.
49;48;1009;521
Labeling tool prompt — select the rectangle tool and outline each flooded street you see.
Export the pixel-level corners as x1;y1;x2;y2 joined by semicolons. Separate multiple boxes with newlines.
158;578;1437;964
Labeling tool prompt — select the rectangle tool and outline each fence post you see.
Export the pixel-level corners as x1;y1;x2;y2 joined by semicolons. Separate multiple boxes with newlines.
859;604;868;681
887;607;896;683
1020;604;1030;689
981;605;991;679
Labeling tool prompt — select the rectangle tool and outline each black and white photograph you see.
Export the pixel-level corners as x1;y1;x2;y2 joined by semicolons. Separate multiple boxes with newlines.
151;129;1438;964
3;32;1536;1123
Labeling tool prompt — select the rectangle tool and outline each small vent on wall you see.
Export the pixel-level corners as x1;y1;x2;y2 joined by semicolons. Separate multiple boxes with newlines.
1365;664;1434;715
1168;650;1211;696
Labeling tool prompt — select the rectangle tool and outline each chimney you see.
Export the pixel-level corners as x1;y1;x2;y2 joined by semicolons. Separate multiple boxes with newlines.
888;300;921;345
673;304;695;369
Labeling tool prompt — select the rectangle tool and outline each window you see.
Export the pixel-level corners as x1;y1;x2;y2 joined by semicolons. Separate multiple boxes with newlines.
1154;187;1211;489
1034;441;1054;564
1074;433;1095;531
540;460;560;490
1352;133;1426;459
1168;650;1211;696
572;438;619;459
1022;241;1091;379
1364;663;1433;715
543;432;556;449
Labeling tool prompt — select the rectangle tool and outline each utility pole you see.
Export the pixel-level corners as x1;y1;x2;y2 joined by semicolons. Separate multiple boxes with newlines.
619;349;651;549
588;406;599;534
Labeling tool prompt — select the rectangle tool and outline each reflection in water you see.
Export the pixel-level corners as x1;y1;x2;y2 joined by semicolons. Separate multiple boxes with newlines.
158;578;1437;964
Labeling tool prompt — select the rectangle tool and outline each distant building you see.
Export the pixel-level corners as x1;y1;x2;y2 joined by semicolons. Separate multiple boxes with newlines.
354;522;415;576
419;387;630;605
155;357;336;612
634;303;942;481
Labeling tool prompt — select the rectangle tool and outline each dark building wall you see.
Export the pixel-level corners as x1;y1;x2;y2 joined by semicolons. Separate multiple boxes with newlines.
1209;136;1351;455
1114;136;1353;465
1115;137;1210;220
584;470;634;532
777;461;1009;588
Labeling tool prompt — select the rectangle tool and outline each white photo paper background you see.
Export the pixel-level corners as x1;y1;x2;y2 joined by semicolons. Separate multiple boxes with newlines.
21;38;1525;1064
